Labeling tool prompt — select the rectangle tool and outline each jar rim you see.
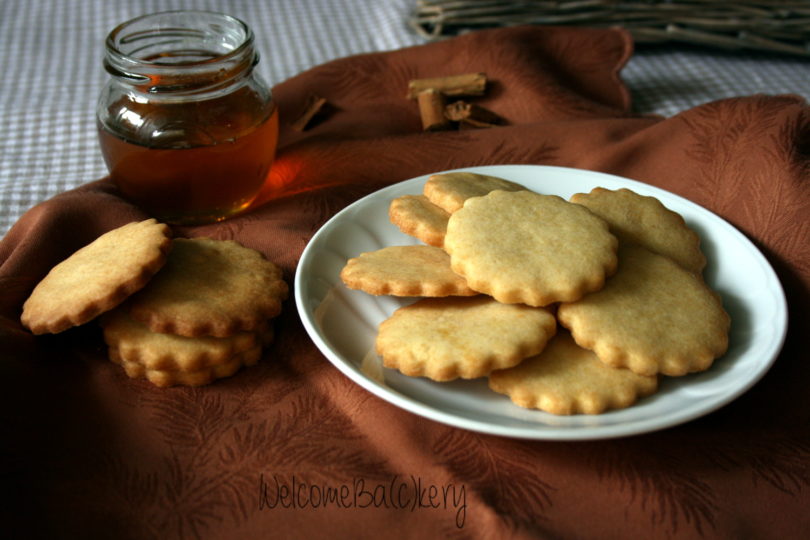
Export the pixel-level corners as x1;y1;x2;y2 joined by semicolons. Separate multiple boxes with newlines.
105;10;254;68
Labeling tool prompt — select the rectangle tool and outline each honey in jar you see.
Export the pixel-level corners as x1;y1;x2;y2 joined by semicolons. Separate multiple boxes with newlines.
96;11;278;225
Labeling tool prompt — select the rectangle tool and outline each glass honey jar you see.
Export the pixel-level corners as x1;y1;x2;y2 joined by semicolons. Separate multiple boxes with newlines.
96;10;278;225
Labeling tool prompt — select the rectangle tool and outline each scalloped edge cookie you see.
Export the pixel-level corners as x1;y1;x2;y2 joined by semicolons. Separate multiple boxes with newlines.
423;171;526;213
444;190;618;306
376;296;557;381
389;194;450;247
21;219;172;334
340;245;477;297
570;187;706;274
109;344;263;387
127;237;288;337
101;307;262;372
488;331;659;415
557;243;730;377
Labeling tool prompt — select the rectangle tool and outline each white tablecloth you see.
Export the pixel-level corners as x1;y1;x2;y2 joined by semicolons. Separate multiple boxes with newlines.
1;0;808;237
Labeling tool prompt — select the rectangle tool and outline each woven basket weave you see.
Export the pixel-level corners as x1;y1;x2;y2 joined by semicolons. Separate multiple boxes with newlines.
410;0;810;57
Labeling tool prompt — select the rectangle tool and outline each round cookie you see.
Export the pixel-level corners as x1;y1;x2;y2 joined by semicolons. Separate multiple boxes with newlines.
444;190;618;306
570;187;706;274
340;245;477;297
127;238;288;337
101;307;261;372
557;243;730;377
388;194;449;247
488;331;659;415
376;296;557;381
109;345;262;387
423;171;526;213
21;219;172;334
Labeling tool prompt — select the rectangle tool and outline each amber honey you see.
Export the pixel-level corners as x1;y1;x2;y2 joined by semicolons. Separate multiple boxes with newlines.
96;10;278;225
98;106;278;225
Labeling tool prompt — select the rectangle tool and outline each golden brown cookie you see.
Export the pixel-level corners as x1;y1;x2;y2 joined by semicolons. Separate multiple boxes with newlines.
127;238;288;337
423;171;526;213
376;296;557;381
557;243;730;377
444;190;618;306
570;187;706;274
109;344;262;387
21;219;172;334
488;331;659;415
388;194;449;247
101;307;261;372
340;245;477;297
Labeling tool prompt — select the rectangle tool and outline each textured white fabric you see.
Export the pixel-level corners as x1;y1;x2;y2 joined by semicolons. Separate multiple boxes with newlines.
0;0;807;237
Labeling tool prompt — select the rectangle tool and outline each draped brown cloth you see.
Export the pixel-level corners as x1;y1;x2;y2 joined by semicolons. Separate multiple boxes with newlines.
1;26;808;539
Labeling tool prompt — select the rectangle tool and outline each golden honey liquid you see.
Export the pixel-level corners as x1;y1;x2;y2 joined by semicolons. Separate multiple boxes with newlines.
98;98;279;225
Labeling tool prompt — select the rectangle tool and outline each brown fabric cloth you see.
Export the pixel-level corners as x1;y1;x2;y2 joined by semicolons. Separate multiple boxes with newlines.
1;25;809;539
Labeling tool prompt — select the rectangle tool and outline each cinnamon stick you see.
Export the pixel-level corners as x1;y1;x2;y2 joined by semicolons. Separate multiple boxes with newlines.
445;100;504;128
291;94;328;131
417;89;451;131
407;72;487;99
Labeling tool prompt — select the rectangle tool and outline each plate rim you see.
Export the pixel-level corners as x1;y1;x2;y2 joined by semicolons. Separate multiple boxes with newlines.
294;164;788;440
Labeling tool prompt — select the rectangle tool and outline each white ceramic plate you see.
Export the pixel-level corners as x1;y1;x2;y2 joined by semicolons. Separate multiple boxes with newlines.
294;165;787;440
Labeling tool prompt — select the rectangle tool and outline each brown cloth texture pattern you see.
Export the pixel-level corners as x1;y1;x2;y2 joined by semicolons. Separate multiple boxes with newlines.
1;26;809;539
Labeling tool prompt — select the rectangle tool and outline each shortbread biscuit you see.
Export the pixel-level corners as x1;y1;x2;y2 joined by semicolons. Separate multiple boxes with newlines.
109;345;262;387
444;190;618;306
389;195;449;247
488;331;659;415
570;187;706;274
340;245;477;297
423;171;526;213
557;243;729;377
376;296;556;381
101;307;261;372
21;219;172;334
127;238;288;337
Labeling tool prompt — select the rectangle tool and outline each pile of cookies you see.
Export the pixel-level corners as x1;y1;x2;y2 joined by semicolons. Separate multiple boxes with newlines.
340;172;730;415
20;219;288;387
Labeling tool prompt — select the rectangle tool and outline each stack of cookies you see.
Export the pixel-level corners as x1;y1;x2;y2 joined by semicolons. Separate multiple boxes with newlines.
20;220;288;387
340;172;730;415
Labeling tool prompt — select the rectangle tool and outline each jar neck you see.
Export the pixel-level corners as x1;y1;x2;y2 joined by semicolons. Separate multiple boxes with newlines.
103;10;258;100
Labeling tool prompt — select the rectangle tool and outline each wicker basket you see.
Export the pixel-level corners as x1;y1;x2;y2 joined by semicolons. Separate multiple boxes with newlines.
410;0;810;56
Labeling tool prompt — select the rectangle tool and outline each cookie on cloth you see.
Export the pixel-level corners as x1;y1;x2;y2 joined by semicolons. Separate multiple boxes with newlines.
21;219;172;335
127;238;288;337
109;344;262;387
570;187;706;274
488;331;659;415
101;307;262;372
423;171;526;213
340;245;477;297
376;296;557;381
557;243;730;377
389;194;449;247
444;190;618;306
